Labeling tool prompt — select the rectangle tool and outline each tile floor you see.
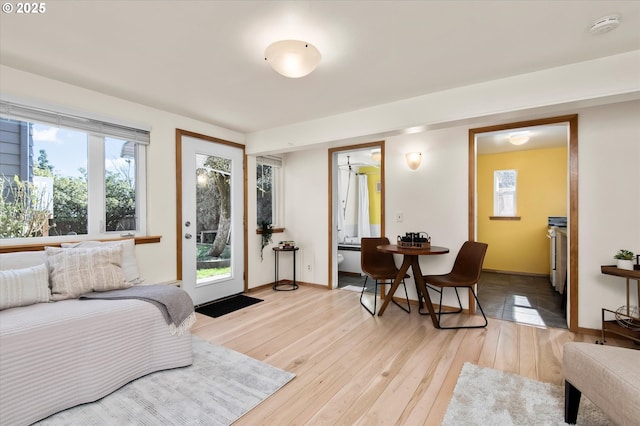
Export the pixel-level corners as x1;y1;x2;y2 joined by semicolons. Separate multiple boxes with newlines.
339;271;568;329
477;272;567;329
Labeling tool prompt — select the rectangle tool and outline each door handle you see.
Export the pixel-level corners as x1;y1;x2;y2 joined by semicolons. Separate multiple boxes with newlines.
185;233;192;239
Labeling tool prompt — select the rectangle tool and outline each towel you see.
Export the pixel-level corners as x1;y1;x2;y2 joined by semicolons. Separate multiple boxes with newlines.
81;284;196;335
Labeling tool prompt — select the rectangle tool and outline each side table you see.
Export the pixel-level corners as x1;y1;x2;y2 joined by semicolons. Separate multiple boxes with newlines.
597;265;640;345
273;246;299;291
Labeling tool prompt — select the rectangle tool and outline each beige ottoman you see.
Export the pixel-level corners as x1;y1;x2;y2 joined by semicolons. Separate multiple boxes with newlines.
563;342;640;425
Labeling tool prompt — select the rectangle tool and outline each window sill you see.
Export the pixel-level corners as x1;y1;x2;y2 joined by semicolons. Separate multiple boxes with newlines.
256;228;285;234
0;235;161;254
489;216;521;221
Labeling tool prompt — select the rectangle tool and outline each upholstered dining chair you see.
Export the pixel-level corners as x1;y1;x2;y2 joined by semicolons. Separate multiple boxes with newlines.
360;237;411;315
421;241;488;329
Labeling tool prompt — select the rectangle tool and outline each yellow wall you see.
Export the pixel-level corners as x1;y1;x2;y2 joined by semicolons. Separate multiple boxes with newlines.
360;166;381;225
477;147;567;274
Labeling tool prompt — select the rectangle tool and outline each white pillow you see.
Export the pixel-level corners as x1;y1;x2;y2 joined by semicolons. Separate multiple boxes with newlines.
45;246;130;301
0;250;48;271
61;239;142;284
0;263;51;310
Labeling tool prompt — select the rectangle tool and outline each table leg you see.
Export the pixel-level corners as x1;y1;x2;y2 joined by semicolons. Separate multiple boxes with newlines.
411;258;439;328
377;256;412;316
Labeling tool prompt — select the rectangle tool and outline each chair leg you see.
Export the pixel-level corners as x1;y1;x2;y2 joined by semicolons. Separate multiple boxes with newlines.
360;276;376;315
390;280;411;313
432;286;488;329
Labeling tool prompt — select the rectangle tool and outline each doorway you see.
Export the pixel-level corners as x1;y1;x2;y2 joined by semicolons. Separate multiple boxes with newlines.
469;115;578;330
328;142;385;290
176;129;245;306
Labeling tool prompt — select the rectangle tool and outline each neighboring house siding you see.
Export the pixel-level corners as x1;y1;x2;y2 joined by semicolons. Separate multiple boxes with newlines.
0;120;32;182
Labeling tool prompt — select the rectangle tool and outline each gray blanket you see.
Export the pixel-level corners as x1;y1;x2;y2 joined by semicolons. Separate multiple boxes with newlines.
81;285;196;335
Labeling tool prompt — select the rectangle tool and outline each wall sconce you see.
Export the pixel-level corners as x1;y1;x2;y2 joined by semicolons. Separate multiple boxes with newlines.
508;131;530;146
264;40;321;78
405;152;422;170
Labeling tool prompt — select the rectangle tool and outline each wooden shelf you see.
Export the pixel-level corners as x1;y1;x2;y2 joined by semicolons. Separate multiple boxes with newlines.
601;265;640;279
598;265;640;346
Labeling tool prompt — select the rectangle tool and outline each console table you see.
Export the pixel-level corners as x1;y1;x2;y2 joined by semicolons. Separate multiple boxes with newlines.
598;265;640;345
272;246;299;291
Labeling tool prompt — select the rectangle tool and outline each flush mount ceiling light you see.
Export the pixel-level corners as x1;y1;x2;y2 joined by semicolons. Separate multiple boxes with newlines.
371;149;381;162
589;15;620;35
508;132;530;146
264;40;321;78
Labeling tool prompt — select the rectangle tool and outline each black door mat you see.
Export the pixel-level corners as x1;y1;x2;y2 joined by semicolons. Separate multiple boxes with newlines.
195;294;263;318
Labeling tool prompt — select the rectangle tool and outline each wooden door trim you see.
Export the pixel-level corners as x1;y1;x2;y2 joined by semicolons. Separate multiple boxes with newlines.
328;141;385;290
468;114;578;330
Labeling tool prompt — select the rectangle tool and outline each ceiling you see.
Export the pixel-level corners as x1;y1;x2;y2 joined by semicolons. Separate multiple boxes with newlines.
1;1;639;135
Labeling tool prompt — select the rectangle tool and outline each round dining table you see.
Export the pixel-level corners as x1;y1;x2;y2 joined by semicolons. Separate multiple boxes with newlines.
376;244;449;328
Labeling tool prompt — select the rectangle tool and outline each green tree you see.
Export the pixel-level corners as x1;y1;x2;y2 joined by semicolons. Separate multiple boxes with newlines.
51;171;88;235
0;175;51;238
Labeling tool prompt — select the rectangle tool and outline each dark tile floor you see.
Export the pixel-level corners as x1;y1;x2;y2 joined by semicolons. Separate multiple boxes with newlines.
339;271;567;329
477;272;567;329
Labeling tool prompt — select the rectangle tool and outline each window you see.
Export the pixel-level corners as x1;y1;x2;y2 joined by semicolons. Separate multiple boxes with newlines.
493;169;517;216
0;101;148;241
256;155;282;228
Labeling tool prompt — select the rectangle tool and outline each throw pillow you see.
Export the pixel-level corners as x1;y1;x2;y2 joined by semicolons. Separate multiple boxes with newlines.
45;246;130;301
61;239;142;284
0;263;51;310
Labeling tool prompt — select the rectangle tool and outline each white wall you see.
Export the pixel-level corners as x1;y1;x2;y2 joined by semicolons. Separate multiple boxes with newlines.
0;65;244;285
3;64;638;330
280;100;640;329
577;100;640;329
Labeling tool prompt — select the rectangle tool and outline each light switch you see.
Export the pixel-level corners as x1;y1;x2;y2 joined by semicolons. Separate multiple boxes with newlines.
395;211;404;222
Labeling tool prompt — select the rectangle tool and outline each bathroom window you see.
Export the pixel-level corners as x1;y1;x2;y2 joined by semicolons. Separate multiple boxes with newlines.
256;155;283;228
493;169;517;217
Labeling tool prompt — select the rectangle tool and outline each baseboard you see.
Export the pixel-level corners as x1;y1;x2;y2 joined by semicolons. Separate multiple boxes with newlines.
482;268;550;278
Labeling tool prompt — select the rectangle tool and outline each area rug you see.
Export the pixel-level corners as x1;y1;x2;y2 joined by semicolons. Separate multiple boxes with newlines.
442;362;612;426
196;294;263;318
35;336;295;426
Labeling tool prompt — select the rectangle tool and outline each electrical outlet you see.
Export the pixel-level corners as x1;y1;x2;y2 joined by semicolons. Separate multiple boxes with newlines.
307;264;312;272
395;211;404;222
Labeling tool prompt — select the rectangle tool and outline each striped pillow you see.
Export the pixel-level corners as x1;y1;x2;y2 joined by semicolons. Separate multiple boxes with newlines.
45;246;129;301
0;263;51;310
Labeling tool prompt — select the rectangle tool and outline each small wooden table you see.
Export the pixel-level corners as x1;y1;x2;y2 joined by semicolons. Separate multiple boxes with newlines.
376;244;449;328
272;246;299;291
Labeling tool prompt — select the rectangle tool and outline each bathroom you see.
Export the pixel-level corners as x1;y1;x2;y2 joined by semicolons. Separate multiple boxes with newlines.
336;149;381;287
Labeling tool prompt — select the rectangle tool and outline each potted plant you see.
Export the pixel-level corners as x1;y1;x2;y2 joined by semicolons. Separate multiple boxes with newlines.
259;221;273;261
614;249;634;270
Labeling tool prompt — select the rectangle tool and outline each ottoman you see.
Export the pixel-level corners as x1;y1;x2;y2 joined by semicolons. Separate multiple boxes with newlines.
563;342;640;425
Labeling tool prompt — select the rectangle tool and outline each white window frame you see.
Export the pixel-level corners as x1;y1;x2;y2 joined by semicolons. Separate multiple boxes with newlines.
493;169;517;217
0;100;149;245
256;156;283;228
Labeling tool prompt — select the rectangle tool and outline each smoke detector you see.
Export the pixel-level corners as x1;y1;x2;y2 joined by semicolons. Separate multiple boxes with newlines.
589;15;620;34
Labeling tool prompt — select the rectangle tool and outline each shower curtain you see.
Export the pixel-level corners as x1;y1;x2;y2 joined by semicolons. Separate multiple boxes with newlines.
337;169;346;242
357;174;371;238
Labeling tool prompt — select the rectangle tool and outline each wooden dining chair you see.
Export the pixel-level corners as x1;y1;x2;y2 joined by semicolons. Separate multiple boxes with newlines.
421;241;488;329
360;237;411;315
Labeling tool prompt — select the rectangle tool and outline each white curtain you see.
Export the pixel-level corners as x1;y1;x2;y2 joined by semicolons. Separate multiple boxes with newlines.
357;174;371;238
337;170;346;242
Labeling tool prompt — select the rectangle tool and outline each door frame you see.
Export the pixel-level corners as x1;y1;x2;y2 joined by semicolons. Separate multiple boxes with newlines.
468;114;578;331
175;129;248;292
328;141;385;290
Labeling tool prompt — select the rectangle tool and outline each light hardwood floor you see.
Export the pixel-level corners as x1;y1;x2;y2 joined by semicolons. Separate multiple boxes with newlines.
191;285;625;425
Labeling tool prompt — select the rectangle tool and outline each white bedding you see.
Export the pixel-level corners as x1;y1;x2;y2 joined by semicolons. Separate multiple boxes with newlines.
0;298;193;426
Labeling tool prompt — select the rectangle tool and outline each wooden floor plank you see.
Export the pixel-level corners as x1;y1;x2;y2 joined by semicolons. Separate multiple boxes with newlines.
191;285;633;425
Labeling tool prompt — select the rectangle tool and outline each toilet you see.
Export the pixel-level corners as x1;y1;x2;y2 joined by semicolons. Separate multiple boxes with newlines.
337;253;344;265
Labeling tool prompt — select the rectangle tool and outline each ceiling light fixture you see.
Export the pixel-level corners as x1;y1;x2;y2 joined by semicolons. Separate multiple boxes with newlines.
371;149;381;162
264;40;321;78
508;132;530;146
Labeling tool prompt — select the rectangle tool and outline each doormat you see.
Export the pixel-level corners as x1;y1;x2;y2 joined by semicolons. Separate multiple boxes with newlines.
196;294;263;318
